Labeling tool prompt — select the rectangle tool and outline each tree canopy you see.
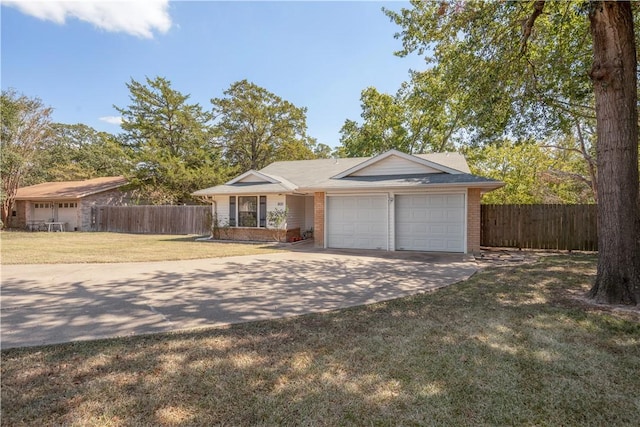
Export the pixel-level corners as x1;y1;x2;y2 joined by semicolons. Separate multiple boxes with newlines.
338;68;467;157
28;123;130;184
115;77;225;204
464;139;595;204
211;80;317;172
385;1;601;142
0;89;53;226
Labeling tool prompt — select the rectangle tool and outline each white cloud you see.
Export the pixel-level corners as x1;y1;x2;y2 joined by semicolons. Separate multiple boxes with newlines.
3;0;172;39
99;115;123;125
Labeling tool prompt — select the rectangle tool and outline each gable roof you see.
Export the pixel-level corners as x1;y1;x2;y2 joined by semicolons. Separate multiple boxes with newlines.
227;170;280;184
332;149;463;178
193;151;501;197
258;152;472;186
15;176;128;200
226;170;298;189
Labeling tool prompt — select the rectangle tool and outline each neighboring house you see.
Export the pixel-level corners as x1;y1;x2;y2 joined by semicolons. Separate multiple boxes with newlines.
11;176;129;231
193;149;503;253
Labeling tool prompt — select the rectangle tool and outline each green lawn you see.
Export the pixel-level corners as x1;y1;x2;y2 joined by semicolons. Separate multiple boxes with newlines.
2;254;639;426
0;231;282;264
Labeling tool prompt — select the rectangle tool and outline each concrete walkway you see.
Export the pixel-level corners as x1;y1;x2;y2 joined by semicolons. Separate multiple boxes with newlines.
1;249;478;349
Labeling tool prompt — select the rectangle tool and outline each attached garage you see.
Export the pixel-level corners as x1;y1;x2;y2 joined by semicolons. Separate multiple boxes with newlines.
194;149;504;254
326;193;466;253
326;195;388;250
12;176;129;231
395;194;465;252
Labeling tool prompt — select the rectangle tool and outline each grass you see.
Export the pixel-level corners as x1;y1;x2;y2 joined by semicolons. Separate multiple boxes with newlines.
0;231;282;264
2;254;639;426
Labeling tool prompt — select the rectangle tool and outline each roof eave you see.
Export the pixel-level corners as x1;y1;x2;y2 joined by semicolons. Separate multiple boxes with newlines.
191;189;298;197
14;195;82;201
297;181;505;192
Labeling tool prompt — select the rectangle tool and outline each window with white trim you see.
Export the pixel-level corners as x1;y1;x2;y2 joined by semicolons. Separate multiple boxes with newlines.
238;196;257;227
229;195;267;228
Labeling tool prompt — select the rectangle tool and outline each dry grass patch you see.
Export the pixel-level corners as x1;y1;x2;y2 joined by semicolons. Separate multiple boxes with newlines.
0;231;281;264
2;254;639;426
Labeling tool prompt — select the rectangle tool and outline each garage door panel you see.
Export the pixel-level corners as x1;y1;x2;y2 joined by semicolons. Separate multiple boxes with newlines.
341;224;355;233
428;210;446;221
396;194;465;252
428;224;447;234
413;198;428;208
327;195;388;250
397;211;412;222
447;224;463;234
411;211;428;221
446;195;464;206
429;195;446;205
412;224;428;234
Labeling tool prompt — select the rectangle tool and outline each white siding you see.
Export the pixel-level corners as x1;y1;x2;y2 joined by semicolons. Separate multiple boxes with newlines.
237;175;269;183
214;197;231;226
267;195;286;228
285;195;305;229
351;155;442;176
304;196;314;231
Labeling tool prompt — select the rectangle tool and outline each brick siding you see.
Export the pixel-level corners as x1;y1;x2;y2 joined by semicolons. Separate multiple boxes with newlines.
467;188;481;253
80;189;130;231
313;192;325;248
215;227;301;242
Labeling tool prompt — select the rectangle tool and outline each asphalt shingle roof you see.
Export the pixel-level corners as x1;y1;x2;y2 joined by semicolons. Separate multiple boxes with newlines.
193;152;501;196
15;176;128;200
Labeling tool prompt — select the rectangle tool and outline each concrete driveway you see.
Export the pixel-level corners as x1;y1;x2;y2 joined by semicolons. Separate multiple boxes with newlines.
1;248;478;349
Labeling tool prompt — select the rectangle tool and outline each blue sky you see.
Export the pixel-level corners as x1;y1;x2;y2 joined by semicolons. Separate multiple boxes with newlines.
1;1;425;148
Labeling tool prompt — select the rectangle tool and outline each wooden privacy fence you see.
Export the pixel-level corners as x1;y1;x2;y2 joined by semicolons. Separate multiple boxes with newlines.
93;205;211;235
481;204;598;251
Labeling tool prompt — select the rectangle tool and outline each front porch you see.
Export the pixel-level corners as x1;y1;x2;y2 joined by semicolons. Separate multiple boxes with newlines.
208;193;315;243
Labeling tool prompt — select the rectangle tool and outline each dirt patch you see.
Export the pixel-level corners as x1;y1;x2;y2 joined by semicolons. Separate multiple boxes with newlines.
568;294;640;318
474;247;540;268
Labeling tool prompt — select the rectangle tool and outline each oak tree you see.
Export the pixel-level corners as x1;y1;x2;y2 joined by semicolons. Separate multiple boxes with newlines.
386;0;639;304
338;70;460;157
29;123;130;183
464;140;595;204
211;80;316;172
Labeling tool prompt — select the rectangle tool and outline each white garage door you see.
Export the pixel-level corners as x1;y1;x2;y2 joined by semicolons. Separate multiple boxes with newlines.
56;203;78;231
327;195;388;250
396;194;465;252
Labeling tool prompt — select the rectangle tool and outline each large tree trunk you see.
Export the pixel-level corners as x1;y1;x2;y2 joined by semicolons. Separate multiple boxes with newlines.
588;1;640;305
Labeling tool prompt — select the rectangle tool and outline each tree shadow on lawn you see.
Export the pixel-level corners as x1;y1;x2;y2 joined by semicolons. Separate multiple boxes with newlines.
2;254;639;426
